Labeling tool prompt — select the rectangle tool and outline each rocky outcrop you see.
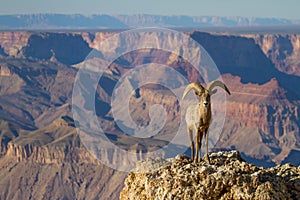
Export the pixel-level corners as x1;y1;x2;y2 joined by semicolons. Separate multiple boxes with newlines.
120;151;300;200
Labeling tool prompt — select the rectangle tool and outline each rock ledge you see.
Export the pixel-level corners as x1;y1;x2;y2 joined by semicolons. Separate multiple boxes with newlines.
120;151;300;200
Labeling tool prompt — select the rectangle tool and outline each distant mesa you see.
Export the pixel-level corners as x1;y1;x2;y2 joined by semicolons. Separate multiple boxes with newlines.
0;14;128;29
0;14;300;29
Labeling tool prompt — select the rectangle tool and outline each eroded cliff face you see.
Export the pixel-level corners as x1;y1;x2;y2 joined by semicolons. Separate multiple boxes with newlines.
0;148;126;200
124;74;300;166
120;151;300;200
1;31;300;77
0;30;299;199
0;32;31;57
244;34;300;76
5;142;99;164
219;75;300;165
1;30;298;167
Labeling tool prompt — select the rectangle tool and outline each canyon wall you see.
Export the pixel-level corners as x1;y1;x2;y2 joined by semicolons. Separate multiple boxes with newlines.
0;30;299;167
0;30;299;199
244;34;300;76
0;32;30;57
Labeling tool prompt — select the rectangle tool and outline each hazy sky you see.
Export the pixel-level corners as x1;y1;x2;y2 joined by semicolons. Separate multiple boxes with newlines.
1;0;300;19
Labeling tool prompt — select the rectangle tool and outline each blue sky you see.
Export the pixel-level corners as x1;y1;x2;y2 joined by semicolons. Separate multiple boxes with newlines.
1;0;300;19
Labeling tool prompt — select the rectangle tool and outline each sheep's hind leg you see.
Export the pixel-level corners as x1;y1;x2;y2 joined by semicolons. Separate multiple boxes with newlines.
204;129;210;164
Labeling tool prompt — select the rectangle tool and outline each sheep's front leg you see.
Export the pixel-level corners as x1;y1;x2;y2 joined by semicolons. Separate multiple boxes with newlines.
205;129;210;164
196;129;203;162
188;128;194;161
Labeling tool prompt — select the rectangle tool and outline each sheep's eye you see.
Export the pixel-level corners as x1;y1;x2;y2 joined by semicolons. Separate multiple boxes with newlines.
195;91;199;96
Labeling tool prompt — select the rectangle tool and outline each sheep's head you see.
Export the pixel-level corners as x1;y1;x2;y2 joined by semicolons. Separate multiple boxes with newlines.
182;81;231;107
194;88;211;108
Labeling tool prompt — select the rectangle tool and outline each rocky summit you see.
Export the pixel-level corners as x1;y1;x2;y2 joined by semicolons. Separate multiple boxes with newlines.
120;151;300;200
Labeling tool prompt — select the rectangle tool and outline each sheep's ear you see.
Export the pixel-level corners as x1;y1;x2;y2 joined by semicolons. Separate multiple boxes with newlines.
210;89;218;95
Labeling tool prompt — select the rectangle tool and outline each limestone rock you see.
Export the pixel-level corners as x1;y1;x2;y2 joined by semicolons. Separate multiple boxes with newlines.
120;151;300;200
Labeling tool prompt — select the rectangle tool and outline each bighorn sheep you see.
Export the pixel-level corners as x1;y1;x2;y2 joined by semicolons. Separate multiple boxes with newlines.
182;81;231;163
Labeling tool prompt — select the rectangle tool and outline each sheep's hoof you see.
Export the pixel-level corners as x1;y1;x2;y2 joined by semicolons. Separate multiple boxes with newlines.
205;155;210;164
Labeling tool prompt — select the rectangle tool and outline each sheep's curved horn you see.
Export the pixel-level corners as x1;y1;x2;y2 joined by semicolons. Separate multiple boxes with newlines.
182;82;205;99
207;80;231;95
